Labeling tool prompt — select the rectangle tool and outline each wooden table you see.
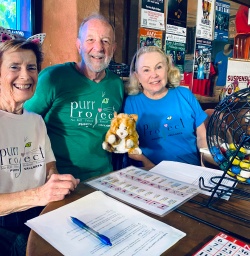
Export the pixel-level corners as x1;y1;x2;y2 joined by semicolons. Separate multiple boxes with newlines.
26;182;250;256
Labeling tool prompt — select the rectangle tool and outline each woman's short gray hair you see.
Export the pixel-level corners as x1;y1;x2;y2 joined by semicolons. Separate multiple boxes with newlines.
125;46;181;95
0;38;43;72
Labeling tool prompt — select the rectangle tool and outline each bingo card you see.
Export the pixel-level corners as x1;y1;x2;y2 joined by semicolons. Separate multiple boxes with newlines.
193;232;250;256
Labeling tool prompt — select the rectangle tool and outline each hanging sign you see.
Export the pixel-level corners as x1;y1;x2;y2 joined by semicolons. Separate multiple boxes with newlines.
220;59;250;99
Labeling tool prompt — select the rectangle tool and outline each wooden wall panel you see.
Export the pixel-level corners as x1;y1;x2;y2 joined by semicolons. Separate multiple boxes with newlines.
40;0;126;68
100;0;127;63
41;0;100;68
234;0;250;6
41;0;77;68
76;0;100;63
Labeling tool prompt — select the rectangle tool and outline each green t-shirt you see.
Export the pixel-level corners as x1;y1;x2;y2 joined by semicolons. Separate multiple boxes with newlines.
24;62;124;181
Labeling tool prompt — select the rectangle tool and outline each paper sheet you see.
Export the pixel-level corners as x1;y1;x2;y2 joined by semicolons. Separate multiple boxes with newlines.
26;191;186;256
149;161;236;199
86;166;200;216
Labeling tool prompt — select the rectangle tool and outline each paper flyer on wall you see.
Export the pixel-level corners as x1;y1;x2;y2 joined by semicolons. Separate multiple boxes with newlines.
196;0;215;40
85;166;200;217
138;27;163;48
26;191;186;256
140;0;165;30
194;38;212;80
165;39;186;74
165;0;187;76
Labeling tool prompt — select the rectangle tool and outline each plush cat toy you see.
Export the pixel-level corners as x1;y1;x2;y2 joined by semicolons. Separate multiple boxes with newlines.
102;112;142;154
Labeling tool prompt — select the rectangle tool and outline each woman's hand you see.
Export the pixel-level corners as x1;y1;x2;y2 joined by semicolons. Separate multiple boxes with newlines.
46;161;59;181
36;174;80;205
128;153;155;170
0;174;80;216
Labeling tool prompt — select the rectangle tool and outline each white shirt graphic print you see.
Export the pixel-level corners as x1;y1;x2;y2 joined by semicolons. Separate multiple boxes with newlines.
0;110;55;193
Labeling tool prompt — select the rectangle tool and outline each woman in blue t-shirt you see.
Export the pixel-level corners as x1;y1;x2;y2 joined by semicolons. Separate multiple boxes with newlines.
124;46;208;169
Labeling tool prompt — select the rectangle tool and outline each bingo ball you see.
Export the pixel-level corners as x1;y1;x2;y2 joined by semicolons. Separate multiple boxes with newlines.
227;170;235;177
214;153;226;164
230;156;241;165
239;159;250;169
236;175;247;182
231;165;241;175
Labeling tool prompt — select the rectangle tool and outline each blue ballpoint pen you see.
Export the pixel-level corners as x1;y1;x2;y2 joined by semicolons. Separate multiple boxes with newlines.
70;216;112;246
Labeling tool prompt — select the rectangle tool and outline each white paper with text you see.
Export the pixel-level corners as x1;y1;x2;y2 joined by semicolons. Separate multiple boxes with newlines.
26;191;186;256
150;161;236;199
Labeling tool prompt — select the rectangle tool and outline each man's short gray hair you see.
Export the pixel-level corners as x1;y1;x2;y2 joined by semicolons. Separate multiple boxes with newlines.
78;13;115;41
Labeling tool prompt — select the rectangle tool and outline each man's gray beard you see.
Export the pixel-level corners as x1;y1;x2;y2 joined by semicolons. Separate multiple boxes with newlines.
85;56;112;73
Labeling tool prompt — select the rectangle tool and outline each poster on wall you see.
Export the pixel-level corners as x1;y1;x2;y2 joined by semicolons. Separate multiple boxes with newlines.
220;59;250;99
193;38;212;80
196;0;215;40
166;0;187;36
214;0;230;41
165;40;186;75
165;0;187;77
139;28;163;48
140;0;165;30
166;0;187;27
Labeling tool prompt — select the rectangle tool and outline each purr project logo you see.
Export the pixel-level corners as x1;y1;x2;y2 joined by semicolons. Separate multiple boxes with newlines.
70;91;115;128
0;139;45;178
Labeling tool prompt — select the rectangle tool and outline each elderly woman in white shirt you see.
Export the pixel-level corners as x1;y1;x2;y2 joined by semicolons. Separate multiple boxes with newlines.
0;35;79;256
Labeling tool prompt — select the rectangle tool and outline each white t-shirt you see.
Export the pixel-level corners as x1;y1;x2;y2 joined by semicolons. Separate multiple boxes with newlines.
0;109;55;193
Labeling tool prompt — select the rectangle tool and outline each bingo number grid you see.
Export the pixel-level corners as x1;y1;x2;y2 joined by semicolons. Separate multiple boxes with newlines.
193;232;250;256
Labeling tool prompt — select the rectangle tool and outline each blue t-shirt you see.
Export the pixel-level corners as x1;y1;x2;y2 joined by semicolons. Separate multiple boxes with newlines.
215;50;233;86
124;86;207;166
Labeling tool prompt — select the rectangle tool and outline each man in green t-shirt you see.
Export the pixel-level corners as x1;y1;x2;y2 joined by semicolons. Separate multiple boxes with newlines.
25;13;124;181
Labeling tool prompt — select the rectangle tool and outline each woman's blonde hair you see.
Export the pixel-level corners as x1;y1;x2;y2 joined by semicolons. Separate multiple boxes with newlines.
125;46;181;95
